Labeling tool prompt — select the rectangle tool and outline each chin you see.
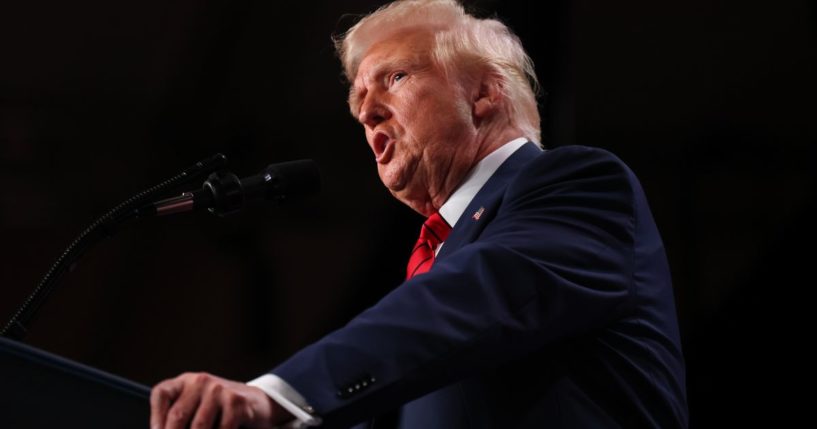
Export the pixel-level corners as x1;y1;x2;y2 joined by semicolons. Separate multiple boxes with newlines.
379;169;407;193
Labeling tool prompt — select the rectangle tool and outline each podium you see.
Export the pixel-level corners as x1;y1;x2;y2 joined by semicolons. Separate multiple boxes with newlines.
0;336;150;428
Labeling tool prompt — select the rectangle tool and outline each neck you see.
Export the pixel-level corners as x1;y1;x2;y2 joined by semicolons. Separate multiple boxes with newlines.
419;125;523;214
473;125;526;164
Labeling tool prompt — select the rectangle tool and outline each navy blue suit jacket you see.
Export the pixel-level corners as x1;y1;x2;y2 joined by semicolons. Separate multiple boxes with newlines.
273;144;688;428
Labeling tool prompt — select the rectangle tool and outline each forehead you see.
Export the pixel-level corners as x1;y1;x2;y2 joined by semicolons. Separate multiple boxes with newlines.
353;30;435;84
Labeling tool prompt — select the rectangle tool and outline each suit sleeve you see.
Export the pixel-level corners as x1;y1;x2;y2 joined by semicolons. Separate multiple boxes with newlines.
271;147;638;428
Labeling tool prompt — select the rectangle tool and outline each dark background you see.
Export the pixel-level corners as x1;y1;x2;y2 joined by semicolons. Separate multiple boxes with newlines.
1;0;814;426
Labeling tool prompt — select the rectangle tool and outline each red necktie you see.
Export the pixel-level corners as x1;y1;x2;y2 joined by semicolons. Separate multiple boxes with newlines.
406;212;452;279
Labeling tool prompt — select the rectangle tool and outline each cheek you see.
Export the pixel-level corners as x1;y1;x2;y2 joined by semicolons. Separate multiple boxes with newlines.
399;84;474;150
406;103;456;141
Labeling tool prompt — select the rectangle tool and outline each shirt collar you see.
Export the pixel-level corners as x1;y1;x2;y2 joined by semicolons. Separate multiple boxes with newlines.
438;137;531;227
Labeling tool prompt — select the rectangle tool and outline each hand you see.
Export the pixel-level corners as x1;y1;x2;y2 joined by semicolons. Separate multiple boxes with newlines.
150;372;293;429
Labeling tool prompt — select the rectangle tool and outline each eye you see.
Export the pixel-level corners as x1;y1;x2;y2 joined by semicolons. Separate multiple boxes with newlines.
390;71;407;86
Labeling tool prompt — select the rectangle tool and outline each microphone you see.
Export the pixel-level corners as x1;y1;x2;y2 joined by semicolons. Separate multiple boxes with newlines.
141;159;320;217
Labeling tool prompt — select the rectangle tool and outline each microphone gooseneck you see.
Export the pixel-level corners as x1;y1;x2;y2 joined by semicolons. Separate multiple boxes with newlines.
1;155;319;341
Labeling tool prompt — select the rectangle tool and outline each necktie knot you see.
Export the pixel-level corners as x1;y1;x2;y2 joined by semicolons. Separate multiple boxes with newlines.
406;212;452;279
419;212;451;247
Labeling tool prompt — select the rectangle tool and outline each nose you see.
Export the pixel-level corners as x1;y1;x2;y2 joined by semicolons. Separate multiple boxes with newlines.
358;94;391;128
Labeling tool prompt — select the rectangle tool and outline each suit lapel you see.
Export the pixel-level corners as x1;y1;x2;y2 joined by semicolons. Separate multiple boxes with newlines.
436;142;543;261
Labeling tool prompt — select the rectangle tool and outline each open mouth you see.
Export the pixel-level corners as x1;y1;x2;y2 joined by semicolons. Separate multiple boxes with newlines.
373;131;394;164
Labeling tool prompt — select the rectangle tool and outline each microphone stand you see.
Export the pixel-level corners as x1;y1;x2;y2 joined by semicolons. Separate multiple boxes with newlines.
0;154;227;341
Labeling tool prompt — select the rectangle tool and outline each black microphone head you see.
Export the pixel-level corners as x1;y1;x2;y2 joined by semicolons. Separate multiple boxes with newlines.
260;159;321;203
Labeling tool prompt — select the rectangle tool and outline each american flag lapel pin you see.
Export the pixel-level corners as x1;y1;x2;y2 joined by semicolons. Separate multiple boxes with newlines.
472;206;484;221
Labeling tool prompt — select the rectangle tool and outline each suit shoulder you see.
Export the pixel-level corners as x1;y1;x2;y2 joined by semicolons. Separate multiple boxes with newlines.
540;145;630;170
514;144;637;189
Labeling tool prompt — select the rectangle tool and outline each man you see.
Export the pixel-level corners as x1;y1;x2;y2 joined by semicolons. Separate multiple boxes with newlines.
150;0;688;428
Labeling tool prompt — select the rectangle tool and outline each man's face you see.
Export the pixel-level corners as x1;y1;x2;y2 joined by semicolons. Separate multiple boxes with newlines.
350;30;480;215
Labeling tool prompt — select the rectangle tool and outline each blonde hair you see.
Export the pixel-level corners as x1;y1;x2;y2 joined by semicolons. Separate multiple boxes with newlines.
335;0;541;142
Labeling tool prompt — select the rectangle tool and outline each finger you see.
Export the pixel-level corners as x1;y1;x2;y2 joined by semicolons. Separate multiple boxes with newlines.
219;404;240;429
189;381;221;429
219;389;249;429
150;377;184;429
164;373;207;429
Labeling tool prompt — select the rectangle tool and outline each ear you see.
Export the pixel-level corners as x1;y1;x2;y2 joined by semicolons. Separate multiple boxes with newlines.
472;72;502;124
